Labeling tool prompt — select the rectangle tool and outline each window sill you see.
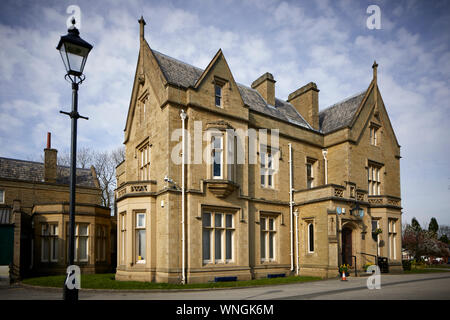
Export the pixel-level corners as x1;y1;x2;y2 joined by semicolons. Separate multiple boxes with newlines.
260;260;277;264
203;261;236;266
260;186;276;190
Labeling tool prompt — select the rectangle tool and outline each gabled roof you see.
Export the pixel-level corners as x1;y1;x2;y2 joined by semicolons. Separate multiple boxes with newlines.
152;49;203;89
0;157;97;188
319;91;367;134
151;49;312;130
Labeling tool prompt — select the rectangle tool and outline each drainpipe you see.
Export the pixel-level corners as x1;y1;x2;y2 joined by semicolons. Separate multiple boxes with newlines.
322;149;328;185
294;209;300;275
288;143;294;272
180;109;187;284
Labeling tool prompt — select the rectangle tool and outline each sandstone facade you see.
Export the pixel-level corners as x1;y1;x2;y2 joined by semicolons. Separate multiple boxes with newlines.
115;18;402;283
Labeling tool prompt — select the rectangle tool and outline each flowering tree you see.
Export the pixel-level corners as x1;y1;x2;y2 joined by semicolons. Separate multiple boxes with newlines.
403;218;450;262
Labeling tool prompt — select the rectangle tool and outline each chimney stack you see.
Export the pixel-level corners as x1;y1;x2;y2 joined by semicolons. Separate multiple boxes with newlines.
287;82;319;130
44;132;57;183
251;72;276;106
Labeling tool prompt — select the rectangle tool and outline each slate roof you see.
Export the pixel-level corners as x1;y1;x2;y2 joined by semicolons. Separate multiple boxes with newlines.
318;91;366;134
152;49;312;130
151;48;364;133
0;157;97;188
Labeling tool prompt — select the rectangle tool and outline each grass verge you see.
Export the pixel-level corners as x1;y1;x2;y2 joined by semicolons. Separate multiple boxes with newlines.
22;274;322;290
425;264;450;269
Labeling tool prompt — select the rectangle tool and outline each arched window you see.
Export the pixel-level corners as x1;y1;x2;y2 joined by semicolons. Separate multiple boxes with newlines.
308;223;314;253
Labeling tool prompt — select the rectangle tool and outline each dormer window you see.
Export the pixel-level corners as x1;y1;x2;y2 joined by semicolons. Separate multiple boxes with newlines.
215;85;222;107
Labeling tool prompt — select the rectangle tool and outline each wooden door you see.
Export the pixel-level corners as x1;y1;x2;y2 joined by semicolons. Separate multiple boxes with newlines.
342;228;353;266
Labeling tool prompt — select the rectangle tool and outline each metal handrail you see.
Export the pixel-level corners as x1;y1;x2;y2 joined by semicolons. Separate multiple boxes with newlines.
358;252;378;264
351;255;357;276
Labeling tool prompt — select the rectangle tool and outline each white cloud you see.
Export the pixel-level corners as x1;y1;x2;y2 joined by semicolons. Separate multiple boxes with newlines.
0;0;449;224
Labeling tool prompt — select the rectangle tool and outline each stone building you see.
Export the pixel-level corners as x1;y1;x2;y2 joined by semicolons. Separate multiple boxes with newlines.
115;18;402;283
0;134;114;279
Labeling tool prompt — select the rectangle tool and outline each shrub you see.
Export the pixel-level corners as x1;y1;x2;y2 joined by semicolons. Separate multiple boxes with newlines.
363;263;375;272
402;260;412;271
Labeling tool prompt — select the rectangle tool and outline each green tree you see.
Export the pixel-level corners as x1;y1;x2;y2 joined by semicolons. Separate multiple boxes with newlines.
439;234;449;244
411;218;422;232
428;217;439;238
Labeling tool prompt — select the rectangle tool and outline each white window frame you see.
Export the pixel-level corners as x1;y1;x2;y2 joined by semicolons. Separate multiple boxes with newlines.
139;144;150;181
388;219;397;260
260;215;276;262
75;224;89;263
227;132;237;182
368;163;382;196
372;220;381;256
120;213;126;265
260;147;275;188
41;224;59;263
135;212;146;264
215;84;222;107
306;161;314;189
202;211;234;264
370;125;380;146
212;135;223;179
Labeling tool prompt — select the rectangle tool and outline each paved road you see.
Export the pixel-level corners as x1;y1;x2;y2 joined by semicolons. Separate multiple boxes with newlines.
1;272;449;300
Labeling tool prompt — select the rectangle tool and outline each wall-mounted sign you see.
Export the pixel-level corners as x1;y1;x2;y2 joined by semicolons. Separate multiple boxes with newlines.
336;207;342;215
359;209;364;218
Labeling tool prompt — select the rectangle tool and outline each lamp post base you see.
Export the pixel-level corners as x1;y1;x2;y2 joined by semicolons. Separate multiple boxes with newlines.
63;286;79;301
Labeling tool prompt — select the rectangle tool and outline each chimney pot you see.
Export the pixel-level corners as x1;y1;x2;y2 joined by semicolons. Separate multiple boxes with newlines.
47;132;51;149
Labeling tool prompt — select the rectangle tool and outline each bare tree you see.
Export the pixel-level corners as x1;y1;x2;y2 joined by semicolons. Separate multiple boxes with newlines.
92;147;125;210
56;146;125;211
57;146;93;169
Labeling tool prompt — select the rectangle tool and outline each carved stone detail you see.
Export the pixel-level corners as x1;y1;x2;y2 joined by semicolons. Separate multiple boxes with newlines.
131;185;147;192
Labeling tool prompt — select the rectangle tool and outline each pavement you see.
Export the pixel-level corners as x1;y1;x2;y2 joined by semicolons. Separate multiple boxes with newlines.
0;272;449;300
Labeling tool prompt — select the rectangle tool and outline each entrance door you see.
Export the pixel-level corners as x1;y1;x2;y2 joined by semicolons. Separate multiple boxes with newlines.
342;228;353;266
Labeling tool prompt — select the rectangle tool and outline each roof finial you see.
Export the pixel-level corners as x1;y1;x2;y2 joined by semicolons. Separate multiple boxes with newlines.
138;16;146;41
372;60;378;81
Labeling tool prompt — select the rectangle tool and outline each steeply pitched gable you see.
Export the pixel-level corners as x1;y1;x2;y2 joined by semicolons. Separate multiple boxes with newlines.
319;91;367;134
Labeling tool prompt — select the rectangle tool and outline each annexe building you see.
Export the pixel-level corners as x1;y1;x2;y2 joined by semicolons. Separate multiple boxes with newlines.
0;134;113;279
115;18;402;283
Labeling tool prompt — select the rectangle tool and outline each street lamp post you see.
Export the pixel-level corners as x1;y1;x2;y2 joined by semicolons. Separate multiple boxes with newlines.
57;18;93;301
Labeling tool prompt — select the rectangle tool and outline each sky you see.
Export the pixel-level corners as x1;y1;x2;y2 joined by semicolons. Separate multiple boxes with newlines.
0;0;449;226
